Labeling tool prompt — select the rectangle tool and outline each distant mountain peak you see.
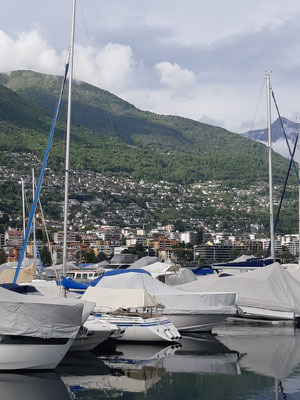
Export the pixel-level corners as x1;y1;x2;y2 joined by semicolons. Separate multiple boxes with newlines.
241;117;299;158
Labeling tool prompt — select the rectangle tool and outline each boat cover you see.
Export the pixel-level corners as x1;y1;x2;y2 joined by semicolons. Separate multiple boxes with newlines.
93;271;236;315
167;268;197;285
0;263;35;284
128;256;160;269
137;261;178;275
0;286;95;339
82;287;158;311
177;262;300;316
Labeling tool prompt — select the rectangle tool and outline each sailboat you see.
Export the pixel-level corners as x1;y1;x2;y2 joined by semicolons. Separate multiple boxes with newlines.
82;286;181;342
0;0;102;370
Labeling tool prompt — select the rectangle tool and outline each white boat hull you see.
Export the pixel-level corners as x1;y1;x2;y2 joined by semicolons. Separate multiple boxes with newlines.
72;330;112;351
237;306;294;320
96;314;180;342
72;316;118;351
0;336;73;370
165;313;228;332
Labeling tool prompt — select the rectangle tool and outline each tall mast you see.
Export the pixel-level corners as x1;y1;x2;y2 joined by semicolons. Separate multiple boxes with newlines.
32;169;37;267
21;178;26;240
298;130;300;267
21;178;26;261
266;74;275;259
62;0;76;277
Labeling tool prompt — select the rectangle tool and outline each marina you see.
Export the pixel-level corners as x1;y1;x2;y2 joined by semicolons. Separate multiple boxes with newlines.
1;0;300;398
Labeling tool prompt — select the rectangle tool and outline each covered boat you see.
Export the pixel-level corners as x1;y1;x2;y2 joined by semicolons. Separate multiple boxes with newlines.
82;287;180;342
177;262;300;320
129;259;196;285
92;270;237;332
210;255;274;272
0;285;95;369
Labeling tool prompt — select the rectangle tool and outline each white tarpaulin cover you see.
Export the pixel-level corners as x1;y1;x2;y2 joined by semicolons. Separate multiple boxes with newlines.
129;256;160;269
0;286;95;339
94;271;237;315
167;268;197;286
231;255;256;263
177;263;300;316
82;287;158;312
136;262;178;275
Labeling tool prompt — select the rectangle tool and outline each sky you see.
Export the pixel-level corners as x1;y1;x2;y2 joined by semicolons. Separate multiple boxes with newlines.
1;0;300;133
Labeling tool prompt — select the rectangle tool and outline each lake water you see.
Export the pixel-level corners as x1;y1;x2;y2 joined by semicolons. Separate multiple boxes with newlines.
2;323;300;400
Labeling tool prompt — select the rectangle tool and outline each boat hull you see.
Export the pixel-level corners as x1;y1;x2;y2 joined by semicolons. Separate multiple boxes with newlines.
237;306;294;321
165;313;228;332
96;314;180;342
72;316;117;351
72;330;112;351
0;336;73;370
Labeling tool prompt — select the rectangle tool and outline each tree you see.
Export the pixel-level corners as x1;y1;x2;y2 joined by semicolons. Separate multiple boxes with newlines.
174;248;193;263
36;229;43;240
95;252;107;262
281;246;295;264
81;250;96;263
0;249;6;265
40;246;51;266
75;233;82;242
121;248;132;254
196;229;203;245
197;256;206;265
74;250;81;266
83;224;95;233
174;220;186;232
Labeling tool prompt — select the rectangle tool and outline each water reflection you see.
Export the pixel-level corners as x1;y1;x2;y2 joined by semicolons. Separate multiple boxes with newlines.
0;372;72;400
2;325;300;399
215;324;300;379
164;333;240;375
59;343;177;394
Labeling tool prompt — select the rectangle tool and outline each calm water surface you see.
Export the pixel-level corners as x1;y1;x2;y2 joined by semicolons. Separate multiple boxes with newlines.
2;323;300;400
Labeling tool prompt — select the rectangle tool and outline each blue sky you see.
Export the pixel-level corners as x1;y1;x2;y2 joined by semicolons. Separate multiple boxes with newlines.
1;0;300;132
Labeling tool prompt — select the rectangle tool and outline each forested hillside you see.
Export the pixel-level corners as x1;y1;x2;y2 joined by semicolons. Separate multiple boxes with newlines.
0;70;295;188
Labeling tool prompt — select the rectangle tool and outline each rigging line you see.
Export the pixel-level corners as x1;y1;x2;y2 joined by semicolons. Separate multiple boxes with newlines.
249;78;265;133
13;61;69;284
272;90;300;184
24;190;45;272
278;380;287;400
266;133;298;257
30;180;57;276
78;0;117;137
37;195;57;274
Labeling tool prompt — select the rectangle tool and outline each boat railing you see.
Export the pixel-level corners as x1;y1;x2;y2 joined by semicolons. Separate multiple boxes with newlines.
96;305;165;319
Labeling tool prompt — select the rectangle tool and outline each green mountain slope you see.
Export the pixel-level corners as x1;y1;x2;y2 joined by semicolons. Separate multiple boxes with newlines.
0;70;295;187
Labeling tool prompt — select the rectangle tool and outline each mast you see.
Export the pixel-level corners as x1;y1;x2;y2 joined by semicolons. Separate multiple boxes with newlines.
266;74;275;260
32;169;37;267
298;130;300;267
21;178;26;240
62;0;76;277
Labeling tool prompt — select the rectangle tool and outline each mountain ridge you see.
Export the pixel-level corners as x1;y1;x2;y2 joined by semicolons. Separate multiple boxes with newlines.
0;70;296;188
241;117;299;158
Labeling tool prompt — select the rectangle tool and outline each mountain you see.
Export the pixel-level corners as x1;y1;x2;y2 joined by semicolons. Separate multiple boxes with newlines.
0;70;296;188
241;117;299;158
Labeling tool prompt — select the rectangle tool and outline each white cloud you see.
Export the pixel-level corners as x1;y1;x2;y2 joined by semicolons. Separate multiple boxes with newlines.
95;43;135;91
0;29;137;93
0;29;64;74
155;61;196;95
